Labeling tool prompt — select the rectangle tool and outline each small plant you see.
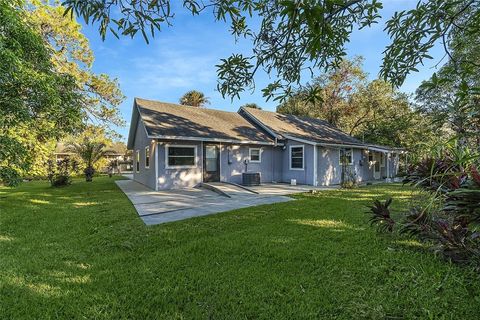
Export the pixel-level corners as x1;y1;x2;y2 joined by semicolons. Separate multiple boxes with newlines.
46;159;73;187
366;198;395;232
341;166;358;189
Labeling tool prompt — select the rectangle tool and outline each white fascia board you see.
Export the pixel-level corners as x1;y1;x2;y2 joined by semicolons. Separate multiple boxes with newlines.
239;107;281;139
147;134;278;146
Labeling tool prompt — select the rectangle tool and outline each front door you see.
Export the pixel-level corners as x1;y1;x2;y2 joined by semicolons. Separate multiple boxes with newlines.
373;153;381;180
203;144;220;182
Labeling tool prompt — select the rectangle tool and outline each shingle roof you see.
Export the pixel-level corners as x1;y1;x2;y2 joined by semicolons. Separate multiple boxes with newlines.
241;107;365;146
133;98;274;144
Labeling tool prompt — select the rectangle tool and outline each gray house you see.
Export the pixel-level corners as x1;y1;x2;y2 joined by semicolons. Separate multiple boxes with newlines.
127;98;402;190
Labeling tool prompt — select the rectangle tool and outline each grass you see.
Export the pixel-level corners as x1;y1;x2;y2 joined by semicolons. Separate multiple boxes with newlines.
1;177;479;319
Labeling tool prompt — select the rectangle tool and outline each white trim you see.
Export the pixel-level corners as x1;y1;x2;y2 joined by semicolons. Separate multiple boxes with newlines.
249;147;262;163
289;145;304;170
201;141;204;182
339;148;353;165
380;152;386;167
154;142;158;191
146;133;277;146
145;146;150;169
135;150;140;173
219;142;222;181
283;135;317;146
386;152;390;180
165;144;197;169
313;145;318;186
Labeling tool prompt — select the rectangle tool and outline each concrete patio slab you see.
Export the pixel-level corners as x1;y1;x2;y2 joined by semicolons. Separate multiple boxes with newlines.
115;180;295;225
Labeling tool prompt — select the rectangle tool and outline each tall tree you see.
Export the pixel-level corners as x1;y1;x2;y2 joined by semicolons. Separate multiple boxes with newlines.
415;24;480;148
65;1;480;101
0;0;82;186
277;59;434;156
27;0;125;127
179;90;210;107
277;57;366;128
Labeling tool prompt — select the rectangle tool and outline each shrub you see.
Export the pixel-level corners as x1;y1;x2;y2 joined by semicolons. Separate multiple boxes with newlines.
366;143;480;269
366;198;395;232
46;158;73;187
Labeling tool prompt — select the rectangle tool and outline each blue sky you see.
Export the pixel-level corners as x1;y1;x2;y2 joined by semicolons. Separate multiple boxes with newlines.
80;0;445;139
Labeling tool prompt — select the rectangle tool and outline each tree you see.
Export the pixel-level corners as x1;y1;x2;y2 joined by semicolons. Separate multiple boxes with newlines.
277;57;366;128
277;59;435;157
415;26;480;148
0;0;82;186
27;0;125;127
64;126;111;182
179;90;210;107
241;103;262;110
64;1;480;101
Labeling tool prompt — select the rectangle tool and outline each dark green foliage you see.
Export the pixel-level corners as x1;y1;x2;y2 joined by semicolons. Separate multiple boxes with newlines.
46;159;74;187
371;142;480;267
366;198;394;232
403;156;464;193
0;1;82;186
64;1;479;102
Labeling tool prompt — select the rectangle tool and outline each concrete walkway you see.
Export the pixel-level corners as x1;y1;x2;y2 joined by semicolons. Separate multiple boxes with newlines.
115;180;295;225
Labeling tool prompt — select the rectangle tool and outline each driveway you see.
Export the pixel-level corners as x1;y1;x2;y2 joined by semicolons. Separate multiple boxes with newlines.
115;180;296;225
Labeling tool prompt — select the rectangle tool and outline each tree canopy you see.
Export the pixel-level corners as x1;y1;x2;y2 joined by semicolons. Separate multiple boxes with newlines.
0;0;82;186
179;90;210;107
277;58;436;157
28;0;125;127
64;0;480;102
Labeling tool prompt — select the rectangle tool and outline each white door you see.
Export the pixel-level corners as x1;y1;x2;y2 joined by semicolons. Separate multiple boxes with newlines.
373;153;381;180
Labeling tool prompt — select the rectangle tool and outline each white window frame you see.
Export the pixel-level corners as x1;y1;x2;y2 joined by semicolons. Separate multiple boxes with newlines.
289;145;304;170
135;150;140;173
249;147;262;163
165;144;197;169
145;146;150;169
339;148;353;165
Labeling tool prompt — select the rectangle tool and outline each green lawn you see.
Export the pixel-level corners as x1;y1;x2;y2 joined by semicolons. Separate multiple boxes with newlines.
1;177;479;319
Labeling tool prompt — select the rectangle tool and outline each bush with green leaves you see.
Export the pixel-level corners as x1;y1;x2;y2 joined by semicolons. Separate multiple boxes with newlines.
366;141;480;268
46;159;76;187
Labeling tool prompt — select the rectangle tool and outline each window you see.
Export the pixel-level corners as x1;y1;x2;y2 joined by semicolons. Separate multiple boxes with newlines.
290;145;304;170
339;148;353;165
166;145;196;168
249;148;261;163
145;146;150;168
136;150;140;172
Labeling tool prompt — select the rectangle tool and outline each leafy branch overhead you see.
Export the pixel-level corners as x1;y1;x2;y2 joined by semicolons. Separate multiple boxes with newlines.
64;0;480;101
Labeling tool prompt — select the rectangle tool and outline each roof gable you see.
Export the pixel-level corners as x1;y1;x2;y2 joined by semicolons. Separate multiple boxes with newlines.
241;107;364;146
130;98;274;145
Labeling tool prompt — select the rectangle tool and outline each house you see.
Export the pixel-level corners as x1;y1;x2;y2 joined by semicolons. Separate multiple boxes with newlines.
127;98;403;190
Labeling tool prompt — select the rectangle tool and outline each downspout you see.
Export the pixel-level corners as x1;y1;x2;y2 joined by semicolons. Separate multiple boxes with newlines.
313;144;318;186
155;140;159;191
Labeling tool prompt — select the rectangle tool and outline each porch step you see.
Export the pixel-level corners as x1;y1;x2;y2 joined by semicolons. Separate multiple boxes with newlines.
208;182;256;197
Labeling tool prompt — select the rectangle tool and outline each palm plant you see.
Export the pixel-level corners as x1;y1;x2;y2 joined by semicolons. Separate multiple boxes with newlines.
179;90;210;107
65;140;108;182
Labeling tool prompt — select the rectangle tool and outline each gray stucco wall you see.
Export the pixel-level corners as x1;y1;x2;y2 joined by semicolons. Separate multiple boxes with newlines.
156;141;203;190
317;147;391;186
220;144;282;184
280;140;314;185
132;119;157;190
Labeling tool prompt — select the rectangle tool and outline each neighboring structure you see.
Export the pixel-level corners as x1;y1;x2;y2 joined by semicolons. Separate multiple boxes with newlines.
127;98;403;190
54;142;133;172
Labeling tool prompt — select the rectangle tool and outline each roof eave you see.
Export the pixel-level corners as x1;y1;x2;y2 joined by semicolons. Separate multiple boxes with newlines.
148;134;279;146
